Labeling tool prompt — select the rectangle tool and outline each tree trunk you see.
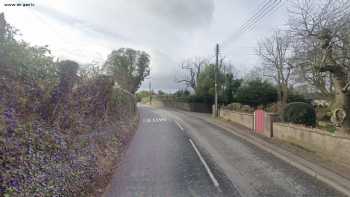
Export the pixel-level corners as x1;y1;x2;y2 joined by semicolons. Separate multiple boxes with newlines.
343;95;350;131
332;71;350;131
281;85;288;110
276;85;283;113
277;84;288;114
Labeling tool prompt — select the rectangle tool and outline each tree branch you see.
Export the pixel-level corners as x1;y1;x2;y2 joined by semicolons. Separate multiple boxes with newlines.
343;81;350;93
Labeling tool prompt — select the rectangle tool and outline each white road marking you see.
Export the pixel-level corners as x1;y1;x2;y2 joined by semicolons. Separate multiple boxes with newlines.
174;120;184;131
143;117;168;123
189;139;220;188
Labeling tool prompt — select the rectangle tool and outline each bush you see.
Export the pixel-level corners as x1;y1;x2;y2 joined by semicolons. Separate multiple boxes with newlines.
235;79;277;108
283;102;316;127
288;92;310;103
0;13;139;196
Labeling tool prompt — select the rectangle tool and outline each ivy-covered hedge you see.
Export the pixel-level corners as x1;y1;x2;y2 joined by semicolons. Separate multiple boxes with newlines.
0;16;137;196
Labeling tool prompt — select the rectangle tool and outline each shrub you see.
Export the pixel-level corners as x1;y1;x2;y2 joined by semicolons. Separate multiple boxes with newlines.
0;14;138;196
287;92;310;103
235;79;277;107
283;102;316;127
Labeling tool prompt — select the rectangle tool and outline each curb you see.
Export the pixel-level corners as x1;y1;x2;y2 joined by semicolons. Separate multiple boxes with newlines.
200;117;350;197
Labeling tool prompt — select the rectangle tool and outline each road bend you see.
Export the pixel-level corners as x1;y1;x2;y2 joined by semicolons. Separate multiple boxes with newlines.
105;106;344;197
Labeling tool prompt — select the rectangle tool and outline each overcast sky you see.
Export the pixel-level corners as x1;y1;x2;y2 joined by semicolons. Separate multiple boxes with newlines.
1;0;290;92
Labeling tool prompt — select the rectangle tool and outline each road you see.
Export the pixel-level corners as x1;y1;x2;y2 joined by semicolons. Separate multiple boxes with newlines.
105;106;344;197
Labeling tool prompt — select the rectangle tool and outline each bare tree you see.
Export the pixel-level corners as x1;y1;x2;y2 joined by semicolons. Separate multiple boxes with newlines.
289;0;350;130
289;1;337;99
293;44;335;99
292;37;335;98
177;57;208;90
257;30;294;111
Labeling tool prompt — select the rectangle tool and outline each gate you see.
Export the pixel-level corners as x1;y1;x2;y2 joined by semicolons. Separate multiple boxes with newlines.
254;110;265;133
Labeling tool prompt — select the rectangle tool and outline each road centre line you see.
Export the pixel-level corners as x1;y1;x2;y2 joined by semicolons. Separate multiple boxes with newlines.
174;120;184;131
189;139;220;188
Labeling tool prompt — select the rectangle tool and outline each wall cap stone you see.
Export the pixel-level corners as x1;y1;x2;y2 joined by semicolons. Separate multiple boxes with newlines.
274;122;350;140
220;109;254;116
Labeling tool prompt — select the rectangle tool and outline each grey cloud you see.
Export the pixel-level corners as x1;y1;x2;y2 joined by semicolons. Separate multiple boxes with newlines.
12;0;287;92
33;0;212;56
134;0;215;29
33;5;131;42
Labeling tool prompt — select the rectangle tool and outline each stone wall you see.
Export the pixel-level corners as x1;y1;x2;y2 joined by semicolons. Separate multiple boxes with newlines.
218;109;278;138
219;109;254;130
218;108;350;166
265;113;280;138
273;123;350;166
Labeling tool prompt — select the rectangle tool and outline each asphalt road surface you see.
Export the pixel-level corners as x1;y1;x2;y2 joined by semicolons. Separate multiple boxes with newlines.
105;106;344;197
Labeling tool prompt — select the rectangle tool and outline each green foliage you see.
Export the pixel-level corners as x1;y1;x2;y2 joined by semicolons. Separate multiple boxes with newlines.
318;121;337;133
195;64;224;104
0;14;57;86
174;89;190;97
136;90;151;102
158;90;165;95
288;92;310;103
1;46;58;89
223;73;242;104
235;79;277;107
103;48;150;93
327;125;337;133
187;94;212;103
0;13;138;196
283;102;316;127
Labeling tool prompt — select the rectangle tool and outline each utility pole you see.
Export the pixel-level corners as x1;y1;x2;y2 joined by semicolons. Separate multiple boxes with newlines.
214;43;219;117
223;62;226;104
149;79;152;105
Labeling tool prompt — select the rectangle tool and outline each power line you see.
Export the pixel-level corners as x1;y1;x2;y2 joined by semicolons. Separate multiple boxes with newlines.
181;0;285;94
221;0;283;48
237;0;278;35
200;0;284;68
240;1;283;34
176;1;282;71
221;0;276;46
222;0;281;47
